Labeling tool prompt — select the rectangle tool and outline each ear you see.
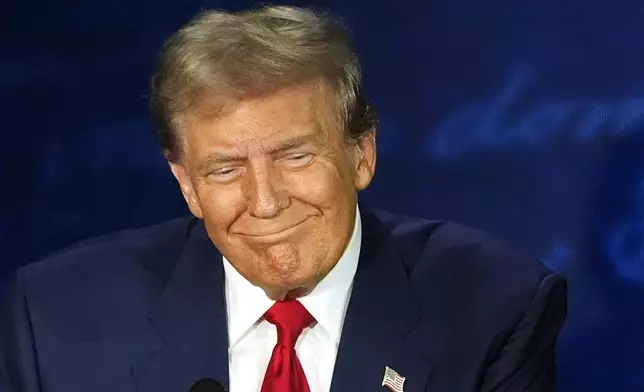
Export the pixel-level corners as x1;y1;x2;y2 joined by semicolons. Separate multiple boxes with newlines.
352;131;377;191
168;161;204;218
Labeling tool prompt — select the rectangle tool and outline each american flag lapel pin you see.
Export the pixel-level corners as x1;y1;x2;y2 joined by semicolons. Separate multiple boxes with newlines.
382;366;406;392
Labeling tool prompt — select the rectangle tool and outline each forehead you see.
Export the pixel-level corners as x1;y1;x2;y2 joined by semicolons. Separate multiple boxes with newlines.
180;81;341;149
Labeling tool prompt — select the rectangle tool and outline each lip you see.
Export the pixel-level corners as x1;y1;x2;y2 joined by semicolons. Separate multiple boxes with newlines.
239;218;310;243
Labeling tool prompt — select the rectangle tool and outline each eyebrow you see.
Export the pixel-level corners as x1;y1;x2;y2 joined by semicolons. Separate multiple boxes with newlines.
196;133;322;172
268;133;321;154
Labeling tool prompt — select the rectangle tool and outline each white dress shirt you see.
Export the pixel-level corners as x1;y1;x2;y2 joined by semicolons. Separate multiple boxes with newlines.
223;208;362;392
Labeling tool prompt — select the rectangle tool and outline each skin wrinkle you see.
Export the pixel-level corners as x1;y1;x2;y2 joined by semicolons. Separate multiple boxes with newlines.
169;80;376;300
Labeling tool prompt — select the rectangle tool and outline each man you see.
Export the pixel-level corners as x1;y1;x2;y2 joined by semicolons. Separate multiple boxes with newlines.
0;5;567;392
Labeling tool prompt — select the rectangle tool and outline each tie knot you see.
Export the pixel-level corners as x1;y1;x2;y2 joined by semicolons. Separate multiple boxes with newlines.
264;300;314;348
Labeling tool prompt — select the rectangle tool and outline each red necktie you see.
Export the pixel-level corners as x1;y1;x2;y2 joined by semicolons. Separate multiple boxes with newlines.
261;300;315;392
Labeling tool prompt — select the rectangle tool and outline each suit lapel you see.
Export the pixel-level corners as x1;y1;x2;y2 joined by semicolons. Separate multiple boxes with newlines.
132;220;230;392
330;212;433;392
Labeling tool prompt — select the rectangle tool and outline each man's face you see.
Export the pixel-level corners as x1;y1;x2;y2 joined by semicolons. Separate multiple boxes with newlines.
169;81;376;300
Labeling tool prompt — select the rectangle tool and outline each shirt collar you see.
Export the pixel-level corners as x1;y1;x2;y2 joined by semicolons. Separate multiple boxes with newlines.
224;206;362;348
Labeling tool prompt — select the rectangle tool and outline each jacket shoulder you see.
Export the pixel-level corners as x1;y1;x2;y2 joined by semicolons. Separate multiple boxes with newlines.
25;215;196;279
369;209;551;276
10;216;198;339
366;209;558;314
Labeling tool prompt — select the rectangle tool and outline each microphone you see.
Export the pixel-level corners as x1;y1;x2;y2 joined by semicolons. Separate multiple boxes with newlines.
189;378;226;392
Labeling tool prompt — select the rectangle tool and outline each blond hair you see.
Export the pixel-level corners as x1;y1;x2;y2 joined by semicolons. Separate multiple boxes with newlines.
150;5;378;161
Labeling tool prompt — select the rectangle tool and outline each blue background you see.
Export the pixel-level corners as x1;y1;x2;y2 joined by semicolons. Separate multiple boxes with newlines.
3;0;644;390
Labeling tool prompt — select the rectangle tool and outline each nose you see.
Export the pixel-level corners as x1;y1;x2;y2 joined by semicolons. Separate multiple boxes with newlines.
244;159;288;219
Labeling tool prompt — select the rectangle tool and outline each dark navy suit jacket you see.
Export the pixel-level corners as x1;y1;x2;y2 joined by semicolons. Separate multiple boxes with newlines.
0;210;567;391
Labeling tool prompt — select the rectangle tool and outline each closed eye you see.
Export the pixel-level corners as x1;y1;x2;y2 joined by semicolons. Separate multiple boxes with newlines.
208;167;242;181
282;153;313;164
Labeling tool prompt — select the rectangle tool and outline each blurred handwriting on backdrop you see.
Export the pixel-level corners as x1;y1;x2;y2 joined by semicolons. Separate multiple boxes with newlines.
2;0;644;390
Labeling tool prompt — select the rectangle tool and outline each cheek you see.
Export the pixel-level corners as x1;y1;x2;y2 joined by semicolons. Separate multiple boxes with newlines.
282;162;355;207
196;185;246;226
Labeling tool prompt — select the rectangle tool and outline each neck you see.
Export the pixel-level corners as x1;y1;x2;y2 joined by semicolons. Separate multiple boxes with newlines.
265;286;312;301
